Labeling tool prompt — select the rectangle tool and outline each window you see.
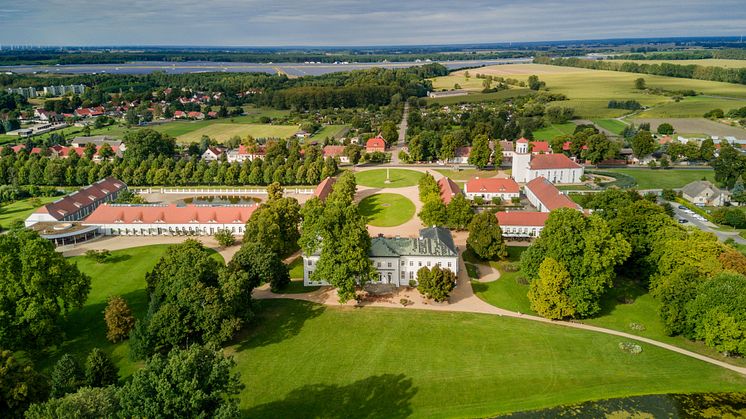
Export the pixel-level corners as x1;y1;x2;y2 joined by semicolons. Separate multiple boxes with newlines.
401;260;405;266
427;261;431;266
410;261;413;266
387;262;392;268
377;262;381;267
447;262;452;268
418;261;422;267
307;260;312;266
409;271;413;279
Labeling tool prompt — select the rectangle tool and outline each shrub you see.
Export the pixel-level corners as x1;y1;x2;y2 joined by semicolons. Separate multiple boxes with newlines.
629;322;647;331
104;296;135;343
85;249;111;263
619;342;643;354
215;228;236;247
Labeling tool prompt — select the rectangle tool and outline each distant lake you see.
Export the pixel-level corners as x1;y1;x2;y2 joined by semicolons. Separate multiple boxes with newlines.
0;58;532;76
179;195;261;205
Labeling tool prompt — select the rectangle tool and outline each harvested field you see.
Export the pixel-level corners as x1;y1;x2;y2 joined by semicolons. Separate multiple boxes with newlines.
630;118;746;137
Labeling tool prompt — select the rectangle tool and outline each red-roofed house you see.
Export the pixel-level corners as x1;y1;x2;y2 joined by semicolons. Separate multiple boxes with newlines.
366;136;386;153
323;145;349;163
201;146;225;162
464;177;520;201
207;111;218;119
437;177;462;204
530;141;551;154
314;177;337;201
173;110;187;119
83;203;256;236
442;146;471;164
496;211;549;238
187;111;205;120
525;177;582;213
227;145;265;163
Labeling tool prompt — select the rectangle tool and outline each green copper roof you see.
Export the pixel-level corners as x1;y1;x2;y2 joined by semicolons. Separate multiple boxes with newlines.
368;227;458;258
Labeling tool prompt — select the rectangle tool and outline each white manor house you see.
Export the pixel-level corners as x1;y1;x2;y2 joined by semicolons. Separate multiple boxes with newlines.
304;227;459;287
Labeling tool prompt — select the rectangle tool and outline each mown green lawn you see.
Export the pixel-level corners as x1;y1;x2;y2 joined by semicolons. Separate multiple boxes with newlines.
532;122;576;140
592;118;628;135
313;124;349;139
40;244;223;377
355;169;423;188
231;299;746;418
359;193;416;227
600;168;715;189
0;196;58;230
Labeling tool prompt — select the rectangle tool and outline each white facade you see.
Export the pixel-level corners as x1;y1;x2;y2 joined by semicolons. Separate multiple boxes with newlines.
512;141;583;184
528;167;583;184
499;223;544;238
512;141;532;182
86;222;245;237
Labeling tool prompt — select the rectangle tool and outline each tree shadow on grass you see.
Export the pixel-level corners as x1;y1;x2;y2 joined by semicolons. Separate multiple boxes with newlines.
596;279;648;318
104;254;132;264
231;299;326;351
244;374;417;419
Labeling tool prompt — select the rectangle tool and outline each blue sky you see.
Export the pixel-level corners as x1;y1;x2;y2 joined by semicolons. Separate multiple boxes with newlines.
1;0;745;46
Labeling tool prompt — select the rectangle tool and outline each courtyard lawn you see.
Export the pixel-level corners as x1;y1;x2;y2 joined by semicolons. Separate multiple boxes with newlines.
532;122;576;140
355;169;423;188
0;196;58;230
600;168;715;189
359;193;416;227
434;168;498;181
41;244;223;377
231;299;746;418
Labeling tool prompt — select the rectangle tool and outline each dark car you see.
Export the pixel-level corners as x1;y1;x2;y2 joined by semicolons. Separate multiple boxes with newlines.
677;218;688;224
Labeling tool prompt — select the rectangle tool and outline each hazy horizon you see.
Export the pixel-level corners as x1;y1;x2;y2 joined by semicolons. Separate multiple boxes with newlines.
2;1;746;47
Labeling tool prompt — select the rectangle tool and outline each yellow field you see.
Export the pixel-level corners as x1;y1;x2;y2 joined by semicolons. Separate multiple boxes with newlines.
176;123;299;143
615;59;746;69
431;64;746;118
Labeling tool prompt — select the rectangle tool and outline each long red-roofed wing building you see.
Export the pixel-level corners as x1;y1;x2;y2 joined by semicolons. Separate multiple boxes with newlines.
496;211;549;238
437;177;462;204
464;177;520;201
25;177;127;226
524;177;582;213
314;177;337;201
83;203;256;236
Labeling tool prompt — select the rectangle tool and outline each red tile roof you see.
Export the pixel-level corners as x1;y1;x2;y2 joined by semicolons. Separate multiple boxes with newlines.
496;211;549;227
237;144;265;156
530;141;551;153
437;177;462;204
529;154;581;170
525;177;581;211
516;138;529;144
314;177;337;201
562;141;588;151
323;145;345;157
85;203;256;225
366;136;386;150
465;177;519;194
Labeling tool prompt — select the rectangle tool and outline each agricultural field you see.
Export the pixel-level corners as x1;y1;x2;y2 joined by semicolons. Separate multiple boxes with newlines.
591;119;628;135
433;64;746;118
0;196;58;230
169;123;299;143
313;124;349;139
629;117;746;137
615;59;746;69
636;96;746;119
358;193;416;227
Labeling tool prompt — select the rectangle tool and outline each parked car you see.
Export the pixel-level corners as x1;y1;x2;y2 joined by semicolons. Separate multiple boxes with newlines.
678;205;687;210
677;218;688;224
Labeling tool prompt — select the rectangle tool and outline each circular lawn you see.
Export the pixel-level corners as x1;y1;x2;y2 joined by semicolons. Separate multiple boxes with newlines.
355;169;424;188
359;193;415;227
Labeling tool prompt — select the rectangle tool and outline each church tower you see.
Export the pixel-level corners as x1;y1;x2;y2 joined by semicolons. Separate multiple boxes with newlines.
512;138;531;183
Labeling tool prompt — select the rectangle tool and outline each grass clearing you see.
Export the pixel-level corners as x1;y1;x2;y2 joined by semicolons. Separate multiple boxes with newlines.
171;123;299;143
0;196;58;229
232;299;746;418
313;124;349;139
434;168;498;181
599;168;715;189
591;119;628;135
359;193;416;227
355;169;423;188
532;122;576;140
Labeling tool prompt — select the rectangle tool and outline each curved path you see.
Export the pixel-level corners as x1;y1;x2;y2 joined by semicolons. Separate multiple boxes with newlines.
259;246;746;377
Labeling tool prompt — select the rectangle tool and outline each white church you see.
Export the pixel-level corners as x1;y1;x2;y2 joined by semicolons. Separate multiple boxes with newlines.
511;138;584;184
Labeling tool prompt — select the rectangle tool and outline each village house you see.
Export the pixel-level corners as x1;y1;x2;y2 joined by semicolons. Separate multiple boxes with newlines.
512;139;584;184
201;146;225;162
226;144;266;163
682;180;730;207
437;177;462;204
464;177;520;202
303;227;459;287
322;145;349;163
366;136;387;153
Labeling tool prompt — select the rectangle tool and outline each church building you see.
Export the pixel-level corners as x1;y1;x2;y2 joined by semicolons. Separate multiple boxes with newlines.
511;138;584;184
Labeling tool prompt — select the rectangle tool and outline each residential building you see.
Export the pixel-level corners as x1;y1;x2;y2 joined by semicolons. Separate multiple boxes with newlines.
201;147;225;161
25;177;127;226
496;211;549;238
464;177;520;201
512;139;584;184
6;87;38;98
682;180;730;207
530;141;552;154
366;136;387;153
187;111;205;120
323;145;349;163
314;177;337;201
303;227;459;287
524;177;582;213
498;140;514;162
437;177;462;204
83;203;256;236
226;144;265;163
74;106;105;118
446;146;471;164
70;135;125;150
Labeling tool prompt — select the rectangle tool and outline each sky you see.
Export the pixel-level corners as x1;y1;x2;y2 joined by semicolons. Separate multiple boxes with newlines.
1;0;746;47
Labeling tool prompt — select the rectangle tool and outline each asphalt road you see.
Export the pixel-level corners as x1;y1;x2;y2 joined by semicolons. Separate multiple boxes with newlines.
669;202;746;244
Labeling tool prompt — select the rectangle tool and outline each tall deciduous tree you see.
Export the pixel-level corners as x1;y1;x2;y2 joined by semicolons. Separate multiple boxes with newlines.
104;295;135;343
630;130;657;159
26;386;120;419
0;230;91;350
84;349;119;388
229;242;289;292
528;258;576;319
417;172;439;202
711;141;746;189
520;209;631;318
244;193;301;258
117;345;243;418
447;193;473;230
466;211;507;260
0;350;49;417
416;266;456;302
418;196;448;227
468;134;491;168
